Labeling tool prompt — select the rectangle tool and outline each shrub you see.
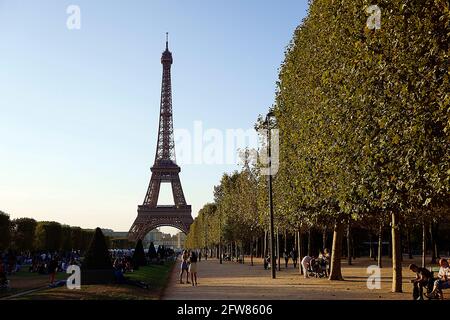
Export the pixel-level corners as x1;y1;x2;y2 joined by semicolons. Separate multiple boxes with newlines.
82;228;112;270
132;239;146;269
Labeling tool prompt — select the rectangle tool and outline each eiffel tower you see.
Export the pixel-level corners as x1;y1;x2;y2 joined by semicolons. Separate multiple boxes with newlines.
128;34;193;241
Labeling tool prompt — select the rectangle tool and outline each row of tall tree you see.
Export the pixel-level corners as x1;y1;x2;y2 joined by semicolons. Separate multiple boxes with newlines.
0;211;100;252
186;0;449;293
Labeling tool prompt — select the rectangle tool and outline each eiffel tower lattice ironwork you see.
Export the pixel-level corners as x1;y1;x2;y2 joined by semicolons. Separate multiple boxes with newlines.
128;35;193;241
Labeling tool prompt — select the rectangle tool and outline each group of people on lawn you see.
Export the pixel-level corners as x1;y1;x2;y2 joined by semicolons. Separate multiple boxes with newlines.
0;250;82;288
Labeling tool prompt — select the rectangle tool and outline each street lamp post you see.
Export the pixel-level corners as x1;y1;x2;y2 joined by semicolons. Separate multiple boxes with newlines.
266;111;276;279
219;211;223;264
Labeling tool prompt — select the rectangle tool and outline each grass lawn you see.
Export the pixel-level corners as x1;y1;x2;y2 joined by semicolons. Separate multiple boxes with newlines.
127;263;174;289
0;268;67;298
9;261;175;300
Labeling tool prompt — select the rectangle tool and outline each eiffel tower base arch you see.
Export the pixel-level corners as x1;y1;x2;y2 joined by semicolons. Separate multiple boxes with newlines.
128;205;193;242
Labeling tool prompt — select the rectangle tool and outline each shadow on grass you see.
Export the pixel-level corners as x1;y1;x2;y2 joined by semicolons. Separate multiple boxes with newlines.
9;261;176;300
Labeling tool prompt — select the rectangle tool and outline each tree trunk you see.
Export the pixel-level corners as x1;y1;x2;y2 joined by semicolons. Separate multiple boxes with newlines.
250;237;254;266
297;230;303;275
307;230;312;256
399;224;403;262
347;221;352;265
391;212;402;293
329;220;344;281
430;223;437;264
263;230;267;258
406;227;413;259
388;231;392;258
294;231;298;252
422;221;426;268
322;229;327;250
377;223;383;268
435;225;440;260
284;229;287;255
276;229;280;271
231;242;233;261
369;233;374;260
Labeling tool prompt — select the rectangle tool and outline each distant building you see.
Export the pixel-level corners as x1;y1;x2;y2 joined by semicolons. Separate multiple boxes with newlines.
143;229;185;249
101;228;185;250
177;233;187;249
102;229;128;239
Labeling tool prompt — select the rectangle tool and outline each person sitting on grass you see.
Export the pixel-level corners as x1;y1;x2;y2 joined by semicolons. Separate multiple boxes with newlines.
113;259;149;289
426;259;450;300
0;263;9;289
409;264;433;300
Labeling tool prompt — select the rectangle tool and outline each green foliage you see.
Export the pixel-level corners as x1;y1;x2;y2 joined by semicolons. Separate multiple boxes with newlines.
11;218;37;251
60;225;73;251
187;0;449;288
70;227;84;250
186;158;263;249
82;227;112;270
0;211;11;250
34;221;62;251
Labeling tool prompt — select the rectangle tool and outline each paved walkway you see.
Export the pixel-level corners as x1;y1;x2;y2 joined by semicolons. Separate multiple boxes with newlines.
162;257;415;300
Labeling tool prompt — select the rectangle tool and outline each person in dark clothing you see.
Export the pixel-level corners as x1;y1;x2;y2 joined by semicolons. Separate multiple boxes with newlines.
283;250;289;268
291;248;298;268
0;263;8;288
48;257;58;285
263;256;269;270
409;264;433;300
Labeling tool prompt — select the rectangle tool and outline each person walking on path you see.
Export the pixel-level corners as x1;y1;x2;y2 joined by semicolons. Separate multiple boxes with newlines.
48;256;58;285
189;251;198;286
291;248;298;269
301;255;313;278
180;250;190;284
284;250;289;268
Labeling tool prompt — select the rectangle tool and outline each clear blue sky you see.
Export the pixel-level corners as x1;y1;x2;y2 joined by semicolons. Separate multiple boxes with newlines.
0;0;308;233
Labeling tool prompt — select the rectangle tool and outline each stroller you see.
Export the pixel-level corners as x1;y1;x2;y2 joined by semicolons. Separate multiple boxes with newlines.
307;258;327;278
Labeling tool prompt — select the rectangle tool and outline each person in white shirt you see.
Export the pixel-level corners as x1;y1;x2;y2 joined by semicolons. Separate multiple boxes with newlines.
301;255;313;278
427;258;450;300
